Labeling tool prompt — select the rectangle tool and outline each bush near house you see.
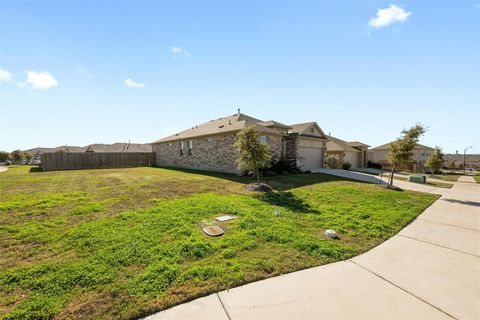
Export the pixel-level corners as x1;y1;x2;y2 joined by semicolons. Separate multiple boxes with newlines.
367;160;383;170
0;166;437;319
325;155;342;169
342;162;352;170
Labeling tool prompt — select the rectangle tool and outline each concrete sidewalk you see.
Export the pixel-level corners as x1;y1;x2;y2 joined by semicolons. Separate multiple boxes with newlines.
145;175;480;320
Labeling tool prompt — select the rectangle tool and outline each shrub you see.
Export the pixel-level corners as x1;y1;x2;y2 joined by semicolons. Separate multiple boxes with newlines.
325;155;342;169
267;157;300;175
342;162;351;170
367;160;382;170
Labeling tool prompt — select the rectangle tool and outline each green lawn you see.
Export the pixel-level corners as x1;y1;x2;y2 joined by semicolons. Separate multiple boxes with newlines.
425;173;462;182
474;175;480;183
354;170;453;188
0;166;438;319
397;171;460;182
389;175;453;188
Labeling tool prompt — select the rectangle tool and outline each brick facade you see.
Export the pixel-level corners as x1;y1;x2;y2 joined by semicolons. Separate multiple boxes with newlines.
153;133;282;174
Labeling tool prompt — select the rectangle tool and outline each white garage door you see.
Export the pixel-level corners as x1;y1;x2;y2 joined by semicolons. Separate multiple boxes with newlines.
344;151;361;168
298;146;324;170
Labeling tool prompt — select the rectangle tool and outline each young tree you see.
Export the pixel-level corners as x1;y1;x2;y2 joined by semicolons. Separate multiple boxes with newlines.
235;127;272;184
10;150;24;164
387;124;426;187
23;152;33;160
425;147;445;175
0;151;10;162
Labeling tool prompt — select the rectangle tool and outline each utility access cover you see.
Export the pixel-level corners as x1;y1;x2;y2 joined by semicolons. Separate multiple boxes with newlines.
215;215;235;222
203;226;224;237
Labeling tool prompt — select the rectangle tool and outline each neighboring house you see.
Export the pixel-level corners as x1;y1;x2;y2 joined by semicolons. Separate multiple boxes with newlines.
84;143;152;153
326;136;370;168
24;143;151;154
151;112;328;174
368;142;434;172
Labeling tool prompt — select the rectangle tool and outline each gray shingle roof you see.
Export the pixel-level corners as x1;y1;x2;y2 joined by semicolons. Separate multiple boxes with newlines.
371;141;434;150
151;113;282;144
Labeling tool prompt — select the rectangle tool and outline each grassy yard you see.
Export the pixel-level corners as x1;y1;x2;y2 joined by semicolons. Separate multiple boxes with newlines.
354;170;453;188
389;174;453;188
0;166;437;319
397;171;461;182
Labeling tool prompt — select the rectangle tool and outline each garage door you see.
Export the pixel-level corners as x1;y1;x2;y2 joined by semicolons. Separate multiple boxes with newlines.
298;146;323;170
344;151;361;168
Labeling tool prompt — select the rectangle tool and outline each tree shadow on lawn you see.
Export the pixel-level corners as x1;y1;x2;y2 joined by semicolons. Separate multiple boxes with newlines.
259;190;319;213
152;166;371;192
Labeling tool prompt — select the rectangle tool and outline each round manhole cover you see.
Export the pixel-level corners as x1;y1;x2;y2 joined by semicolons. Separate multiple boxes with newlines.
203;226;224;237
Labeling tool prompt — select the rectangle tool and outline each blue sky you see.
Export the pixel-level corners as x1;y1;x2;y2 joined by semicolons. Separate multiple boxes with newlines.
0;1;479;153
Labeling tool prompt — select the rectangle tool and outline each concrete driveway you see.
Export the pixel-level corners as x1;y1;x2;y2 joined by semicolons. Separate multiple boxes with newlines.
145;174;480;320
0;167;8;173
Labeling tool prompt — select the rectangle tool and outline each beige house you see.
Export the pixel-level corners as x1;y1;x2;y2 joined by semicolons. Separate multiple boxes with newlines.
287;122;329;171
151;112;328;174
326;136;370;168
368;142;434;172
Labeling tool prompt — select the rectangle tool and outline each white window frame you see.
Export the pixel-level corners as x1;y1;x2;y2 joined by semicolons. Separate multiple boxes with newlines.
259;135;268;144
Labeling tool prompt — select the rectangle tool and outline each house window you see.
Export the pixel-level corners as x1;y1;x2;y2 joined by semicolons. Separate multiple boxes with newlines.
179;141;184;156
259;135;268;144
188;140;193;155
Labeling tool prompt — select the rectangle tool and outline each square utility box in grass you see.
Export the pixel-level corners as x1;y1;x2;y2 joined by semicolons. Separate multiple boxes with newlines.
409;175;426;183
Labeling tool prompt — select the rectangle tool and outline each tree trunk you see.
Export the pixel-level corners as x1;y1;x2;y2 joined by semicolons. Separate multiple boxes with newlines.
389;165;395;187
255;166;260;184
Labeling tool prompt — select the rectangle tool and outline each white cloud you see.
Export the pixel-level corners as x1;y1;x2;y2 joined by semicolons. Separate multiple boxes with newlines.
0;66;14;82
171;46;191;57
369;4;412;28
25;71;58;90
124;78;145;88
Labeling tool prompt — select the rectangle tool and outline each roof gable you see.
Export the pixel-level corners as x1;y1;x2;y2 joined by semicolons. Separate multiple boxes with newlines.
289;122;328;139
326;136;359;152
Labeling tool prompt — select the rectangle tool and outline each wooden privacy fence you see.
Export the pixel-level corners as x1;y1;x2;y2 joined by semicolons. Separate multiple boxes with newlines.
41;152;155;171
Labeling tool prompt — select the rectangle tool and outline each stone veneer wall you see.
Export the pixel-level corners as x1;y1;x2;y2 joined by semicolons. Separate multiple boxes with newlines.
284;136;298;167
153;133;282;175
266;134;282;161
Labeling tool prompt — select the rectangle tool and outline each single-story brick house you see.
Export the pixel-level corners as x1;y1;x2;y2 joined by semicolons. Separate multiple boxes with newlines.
151;112;329;174
368;142;434;172
326;136;370;168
